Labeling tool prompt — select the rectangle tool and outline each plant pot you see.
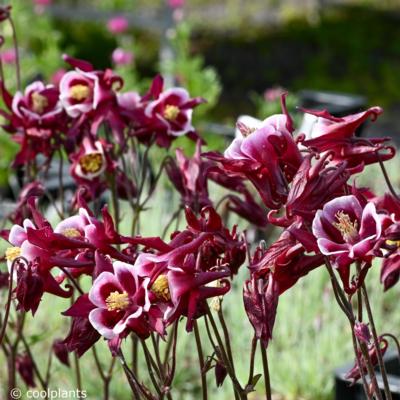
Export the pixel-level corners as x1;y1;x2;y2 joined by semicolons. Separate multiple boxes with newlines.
335;352;400;400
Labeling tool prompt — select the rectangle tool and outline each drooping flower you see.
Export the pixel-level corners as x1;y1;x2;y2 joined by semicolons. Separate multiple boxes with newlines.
243;275;279;348
250;223;323;288
380;253;400;291
53;339;70;367
301;107;395;171
16;353;36;387
285;153;349;223
354;322;371;344
62;316;101;357
345;337;388;384
204;95;302;209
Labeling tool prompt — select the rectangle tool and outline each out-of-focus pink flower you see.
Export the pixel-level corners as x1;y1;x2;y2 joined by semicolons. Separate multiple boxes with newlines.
263;86;284;102
167;0;185;8
1;48;16;64
107;16;129;35
112;48;134;66
33;0;52;5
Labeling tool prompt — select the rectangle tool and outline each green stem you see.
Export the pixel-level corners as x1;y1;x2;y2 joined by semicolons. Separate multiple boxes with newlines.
361;283;392;400
194;321;207;400
260;345;272;400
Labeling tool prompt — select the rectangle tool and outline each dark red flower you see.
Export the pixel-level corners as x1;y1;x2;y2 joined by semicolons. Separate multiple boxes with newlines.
345;337;388;384
16;353;36;387
380;253;400;291
286;153;349;223
53;339;70;367
251;224;323;293
301;107;395;170
243;275;279;348
62;316;101;357
204;95;302;209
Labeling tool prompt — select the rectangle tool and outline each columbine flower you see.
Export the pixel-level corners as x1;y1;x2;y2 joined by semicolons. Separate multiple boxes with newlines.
250;224;323;292
345;337;388;384
70;137;108;181
145;87;202;137
59;69;99;118
107;16;129;35
312;195;381;268
112;48;134;66
11;81;62;130
88;261;151;339
285;153;349;223
204;95;302;209
0;48;16;64
354;322;371;344
52;339;70;367
16;353;36;387
380;253;400;291
301;107;395;170
243;275;279;348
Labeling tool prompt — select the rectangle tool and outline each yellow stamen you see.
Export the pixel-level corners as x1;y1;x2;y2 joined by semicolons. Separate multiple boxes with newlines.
386;239;400;247
105;291;130;312
163;105;180;121
79;153;103;174
241;127;257;137
62;228;81;238
332;211;358;241
31;92;48;114
151;275;170;301
5;246;21;262
69;84;91;101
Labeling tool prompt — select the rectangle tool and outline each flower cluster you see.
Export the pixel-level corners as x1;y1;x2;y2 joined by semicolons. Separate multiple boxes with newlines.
204;95;399;358
1;55;204;205
0;16;398;395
